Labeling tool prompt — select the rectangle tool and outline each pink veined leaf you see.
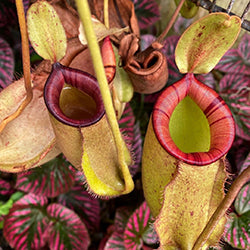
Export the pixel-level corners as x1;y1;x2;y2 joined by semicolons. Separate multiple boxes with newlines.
173;16;193;35
123;201;157;250
162;35;180;57
133;0;160;29
58;183;100;232
142;221;159;246
231;139;250;174
240;152;250;174
3;193;49;250
104;207;133;250
224;183;250;249
219;74;250;140
119;103;142;176
104;231;126;250
239;34;250;64
195;73;216;89
119;103;135;145
215;34;250;75
114;207;134;233
16;155;75;198
129;121;143;176
0;178;14;196
140;34;156;51
0;37;14;90
46;203;90;250
0;1;16;28
0;0;30;28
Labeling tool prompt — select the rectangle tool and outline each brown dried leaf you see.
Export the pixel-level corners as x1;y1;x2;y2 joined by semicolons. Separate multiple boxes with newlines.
50;0;80;39
88;0;140;43
78;17;129;45
119;34;168;94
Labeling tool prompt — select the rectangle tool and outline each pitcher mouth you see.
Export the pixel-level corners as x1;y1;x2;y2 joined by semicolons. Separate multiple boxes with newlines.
44;63;105;127
152;73;235;166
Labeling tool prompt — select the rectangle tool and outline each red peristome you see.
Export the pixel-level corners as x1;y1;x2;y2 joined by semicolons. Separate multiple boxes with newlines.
101;36;116;83
152;73;235;166
44;63;105;127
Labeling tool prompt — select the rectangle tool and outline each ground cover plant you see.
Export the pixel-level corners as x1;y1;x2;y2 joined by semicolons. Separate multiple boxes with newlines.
0;0;249;249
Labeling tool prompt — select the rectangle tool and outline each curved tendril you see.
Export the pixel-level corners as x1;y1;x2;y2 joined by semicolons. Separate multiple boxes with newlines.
0;0;33;134
156;0;186;44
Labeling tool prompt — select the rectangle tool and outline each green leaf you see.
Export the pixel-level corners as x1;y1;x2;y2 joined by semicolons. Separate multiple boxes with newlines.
175;0;199;19
113;46;134;103
27;1;67;62
0;199;13;216
9;191;24;202
175;12;241;74
0;192;23;216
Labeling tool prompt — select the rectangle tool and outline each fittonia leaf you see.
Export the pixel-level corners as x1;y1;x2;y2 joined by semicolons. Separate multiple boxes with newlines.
215;34;250;75
104;231;126;250
119;104;142;176
133;0;160;29
224;183;250;249
0;37;14;90
129;121;143;176
3;193;90;250
46;203;90;250
104;207;133;249
124;201;157;249
0;0;29;28
58;185;100;232
119;104;136;142
140;35;156;51
0;178;14;197
16;155;75;198
175;12;241;74
3;194;49;250
240;153;250;174
218;73;250;140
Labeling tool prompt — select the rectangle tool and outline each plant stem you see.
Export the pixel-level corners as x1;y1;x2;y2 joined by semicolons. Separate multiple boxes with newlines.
0;0;33;133
156;0;186;44
192;165;250;250
104;0;109;29
75;0;134;194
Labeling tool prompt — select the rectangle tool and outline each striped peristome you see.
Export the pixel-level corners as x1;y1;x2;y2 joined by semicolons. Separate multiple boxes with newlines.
153;73;235;166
